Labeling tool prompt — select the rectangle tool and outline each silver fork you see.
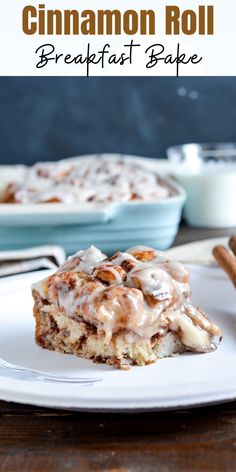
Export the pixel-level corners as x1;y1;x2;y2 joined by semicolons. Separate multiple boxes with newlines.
0;357;102;384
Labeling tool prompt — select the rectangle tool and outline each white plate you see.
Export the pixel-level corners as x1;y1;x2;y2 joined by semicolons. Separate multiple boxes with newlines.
0;266;235;412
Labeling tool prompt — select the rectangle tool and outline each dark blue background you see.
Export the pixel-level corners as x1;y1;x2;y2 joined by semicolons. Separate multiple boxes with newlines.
1;77;236;164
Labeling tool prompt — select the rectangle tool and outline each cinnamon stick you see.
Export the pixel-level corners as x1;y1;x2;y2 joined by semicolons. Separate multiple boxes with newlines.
229;236;236;257
212;245;236;288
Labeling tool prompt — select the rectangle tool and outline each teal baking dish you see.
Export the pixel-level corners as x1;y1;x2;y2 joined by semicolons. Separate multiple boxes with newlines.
0;180;186;255
0;156;185;254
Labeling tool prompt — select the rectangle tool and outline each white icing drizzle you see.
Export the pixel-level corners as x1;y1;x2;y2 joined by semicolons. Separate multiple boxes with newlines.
109;252;137;267
93;264;124;285
127;263;175;301
33;245;222;350
7;156;172;204
59;246;106;274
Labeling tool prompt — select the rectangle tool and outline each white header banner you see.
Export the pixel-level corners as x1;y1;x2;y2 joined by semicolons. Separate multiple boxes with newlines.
0;1;235;76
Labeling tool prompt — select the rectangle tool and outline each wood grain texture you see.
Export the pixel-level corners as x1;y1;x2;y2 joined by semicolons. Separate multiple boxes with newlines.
0;401;236;472
0;225;236;472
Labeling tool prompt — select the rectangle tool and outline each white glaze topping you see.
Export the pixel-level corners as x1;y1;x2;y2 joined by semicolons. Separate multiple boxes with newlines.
6;156;173;204
60;246;106;274
32;245;222;350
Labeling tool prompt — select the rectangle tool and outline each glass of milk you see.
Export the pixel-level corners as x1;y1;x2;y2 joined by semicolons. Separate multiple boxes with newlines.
167;143;236;227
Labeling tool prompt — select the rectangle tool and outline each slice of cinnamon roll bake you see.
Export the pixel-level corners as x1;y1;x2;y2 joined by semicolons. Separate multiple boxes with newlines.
32;246;222;369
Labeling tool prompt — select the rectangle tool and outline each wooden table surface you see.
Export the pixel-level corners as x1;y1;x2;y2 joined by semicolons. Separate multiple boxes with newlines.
1;225;236;472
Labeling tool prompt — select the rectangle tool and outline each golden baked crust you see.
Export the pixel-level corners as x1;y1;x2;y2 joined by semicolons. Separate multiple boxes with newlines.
3;183;18;203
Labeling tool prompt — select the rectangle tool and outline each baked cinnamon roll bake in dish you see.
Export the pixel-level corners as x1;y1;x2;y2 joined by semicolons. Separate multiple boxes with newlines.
3;156;174;204
32;245;222;369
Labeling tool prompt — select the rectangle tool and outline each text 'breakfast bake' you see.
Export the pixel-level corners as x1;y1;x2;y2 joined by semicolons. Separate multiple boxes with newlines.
32;245;222;369
3;156;175;204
